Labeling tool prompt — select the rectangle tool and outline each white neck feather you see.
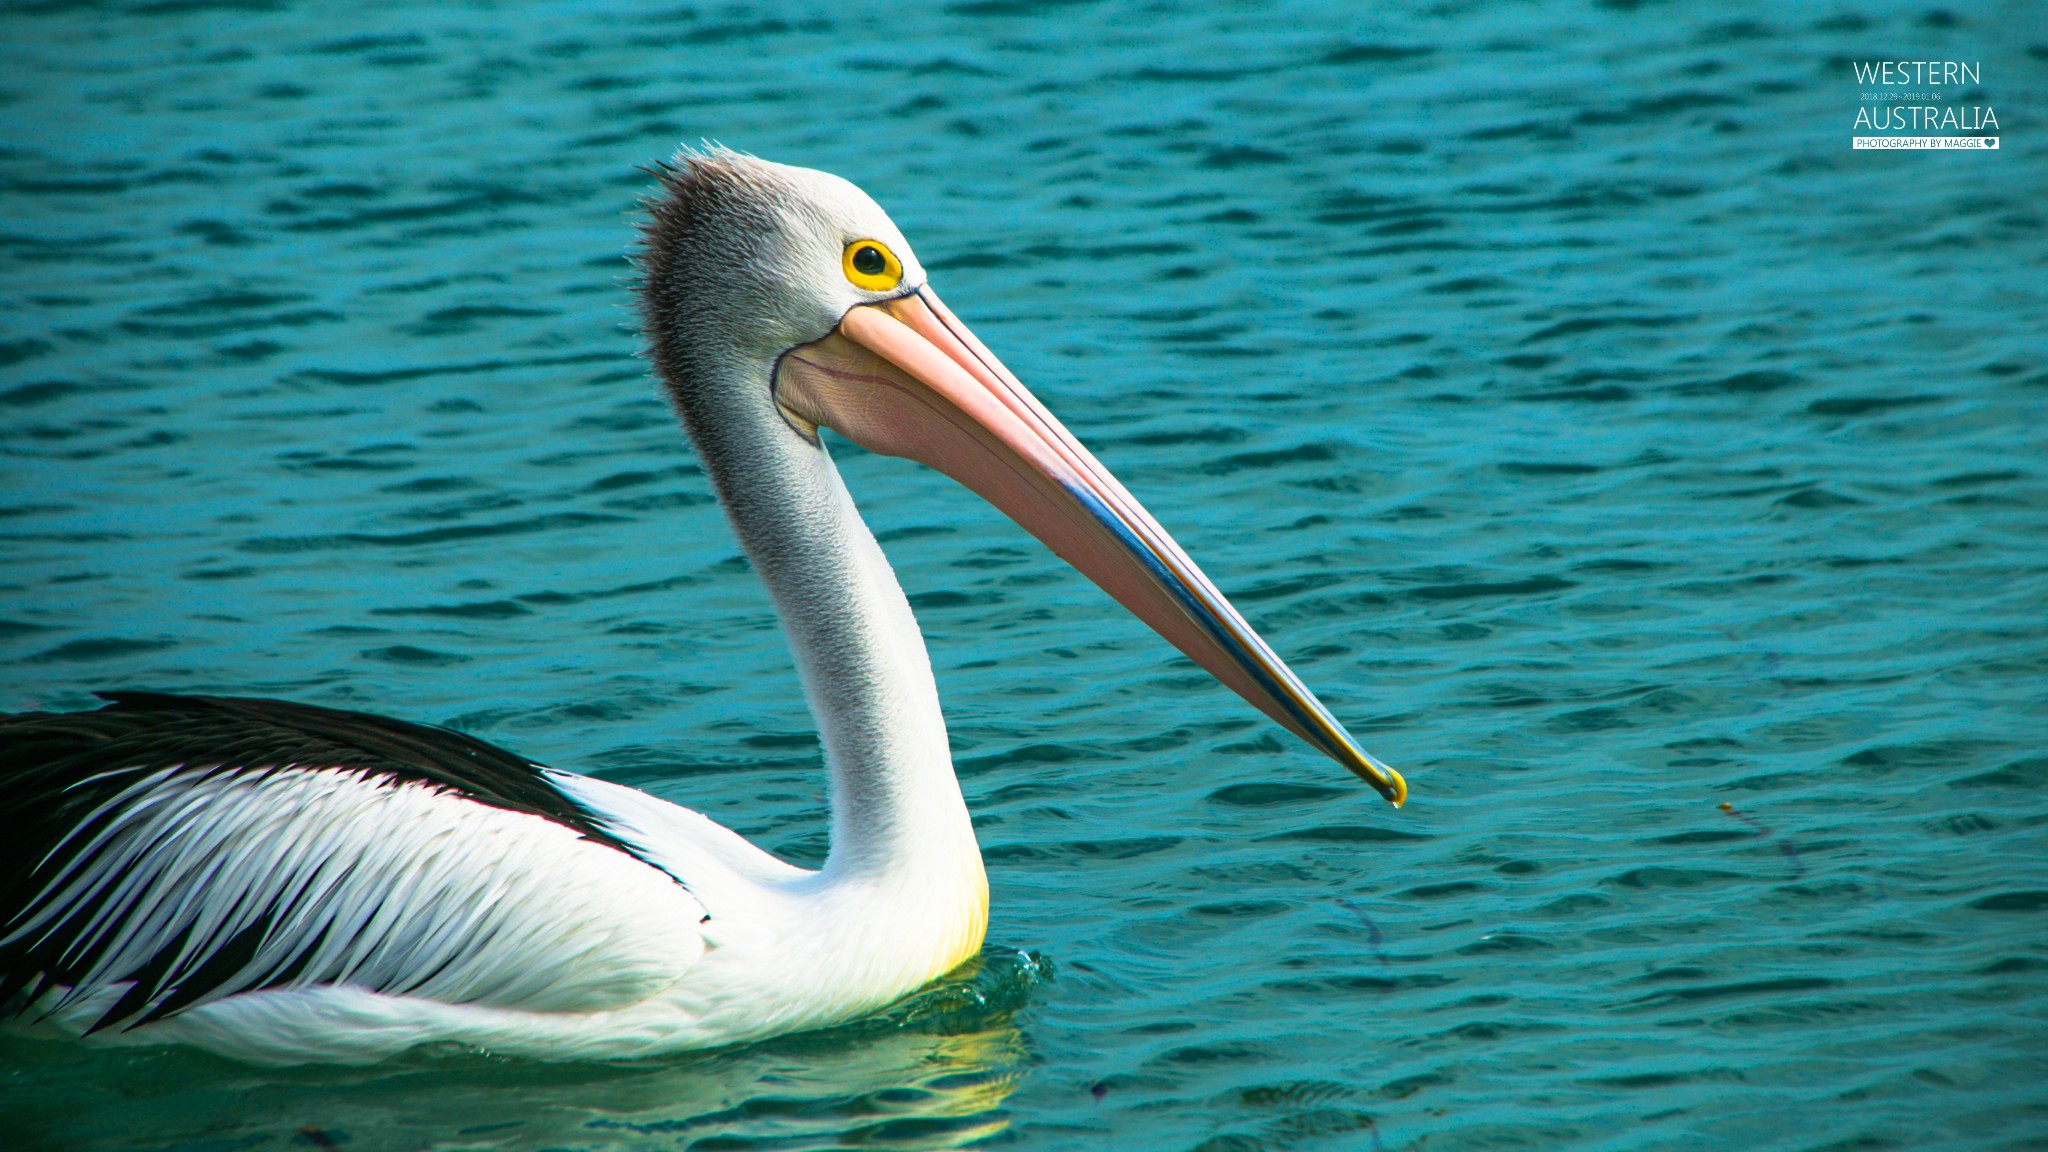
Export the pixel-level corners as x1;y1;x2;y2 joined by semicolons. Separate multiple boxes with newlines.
687;365;981;886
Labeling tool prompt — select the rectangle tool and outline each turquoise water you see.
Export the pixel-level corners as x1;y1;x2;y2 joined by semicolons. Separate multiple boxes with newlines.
3;0;2046;1147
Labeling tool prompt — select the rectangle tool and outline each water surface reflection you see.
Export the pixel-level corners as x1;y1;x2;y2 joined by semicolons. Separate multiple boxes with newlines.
2;949;1047;1151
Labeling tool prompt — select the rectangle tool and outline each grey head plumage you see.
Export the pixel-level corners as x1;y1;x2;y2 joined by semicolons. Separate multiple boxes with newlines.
635;147;927;418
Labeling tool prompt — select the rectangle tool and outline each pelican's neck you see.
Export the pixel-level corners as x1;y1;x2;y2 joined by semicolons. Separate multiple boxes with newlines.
686;363;979;884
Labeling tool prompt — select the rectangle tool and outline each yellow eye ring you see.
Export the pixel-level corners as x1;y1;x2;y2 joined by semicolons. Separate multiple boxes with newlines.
842;239;904;292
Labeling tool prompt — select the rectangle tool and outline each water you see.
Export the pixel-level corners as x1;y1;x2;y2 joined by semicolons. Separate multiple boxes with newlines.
2;1;2044;1148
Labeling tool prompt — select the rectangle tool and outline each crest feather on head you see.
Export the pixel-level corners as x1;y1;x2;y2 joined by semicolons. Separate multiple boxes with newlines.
636;145;814;398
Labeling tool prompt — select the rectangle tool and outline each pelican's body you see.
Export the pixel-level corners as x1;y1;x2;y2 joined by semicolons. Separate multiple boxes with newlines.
2;690;982;1063
1;150;1401;1064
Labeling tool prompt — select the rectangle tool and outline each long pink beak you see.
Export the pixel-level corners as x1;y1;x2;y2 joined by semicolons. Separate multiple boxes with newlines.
773;288;1406;806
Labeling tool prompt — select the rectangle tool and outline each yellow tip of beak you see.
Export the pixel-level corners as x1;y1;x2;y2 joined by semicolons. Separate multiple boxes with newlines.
1358;755;1407;808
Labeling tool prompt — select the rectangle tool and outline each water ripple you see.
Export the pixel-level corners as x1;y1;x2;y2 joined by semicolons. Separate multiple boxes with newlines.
3;0;2043;1149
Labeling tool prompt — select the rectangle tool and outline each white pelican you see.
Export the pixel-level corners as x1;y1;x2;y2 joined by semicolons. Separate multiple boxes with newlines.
0;149;1404;1064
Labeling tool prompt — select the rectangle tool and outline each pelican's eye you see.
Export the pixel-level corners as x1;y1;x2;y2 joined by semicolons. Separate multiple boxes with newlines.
843;239;903;292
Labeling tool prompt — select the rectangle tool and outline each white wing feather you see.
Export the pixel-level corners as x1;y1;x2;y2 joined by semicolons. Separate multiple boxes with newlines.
7;765;706;1030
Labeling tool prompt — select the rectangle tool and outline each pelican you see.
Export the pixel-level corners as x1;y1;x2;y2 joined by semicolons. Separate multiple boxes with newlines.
0;149;1405;1064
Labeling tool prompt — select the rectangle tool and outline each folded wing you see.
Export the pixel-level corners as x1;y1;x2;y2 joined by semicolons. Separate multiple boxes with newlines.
0;694;705;1034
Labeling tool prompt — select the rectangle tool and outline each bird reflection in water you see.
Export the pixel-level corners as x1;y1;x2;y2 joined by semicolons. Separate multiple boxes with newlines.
3;948;1048;1151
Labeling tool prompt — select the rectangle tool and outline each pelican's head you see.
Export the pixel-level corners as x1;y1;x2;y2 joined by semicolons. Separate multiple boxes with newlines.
637;147;1405;806
639;149;928;381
